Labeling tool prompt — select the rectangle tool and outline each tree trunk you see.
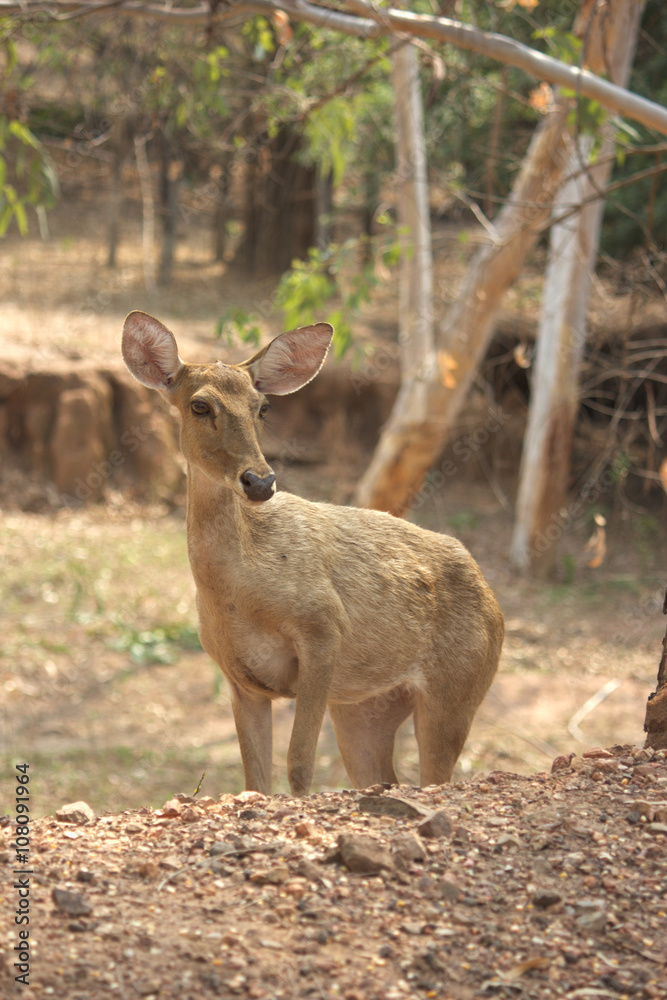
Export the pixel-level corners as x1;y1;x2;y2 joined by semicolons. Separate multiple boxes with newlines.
133;133;156;292
158;135;183;288
510;0;645;574
644;588;667;751
353;41;435;511
354;97;573;515
241;127;317;277
211;157;231;263
106;112;132;268
315;166;333;251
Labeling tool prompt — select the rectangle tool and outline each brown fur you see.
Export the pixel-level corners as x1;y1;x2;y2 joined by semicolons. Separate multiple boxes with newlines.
122;311;504;795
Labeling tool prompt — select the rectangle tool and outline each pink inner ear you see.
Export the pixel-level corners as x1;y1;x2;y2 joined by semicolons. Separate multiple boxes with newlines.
123;312;182;388
253;325;332;395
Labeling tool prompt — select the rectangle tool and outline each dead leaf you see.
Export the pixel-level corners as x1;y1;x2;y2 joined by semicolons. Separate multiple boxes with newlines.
513;342;531;369
504;956;552;980
272;11;293;46
659;457;667;494
585;519;607;569
437;350;458;389
529;81;554;113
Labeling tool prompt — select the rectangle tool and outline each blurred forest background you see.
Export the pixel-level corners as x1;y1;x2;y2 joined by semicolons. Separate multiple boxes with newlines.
0;0;666;814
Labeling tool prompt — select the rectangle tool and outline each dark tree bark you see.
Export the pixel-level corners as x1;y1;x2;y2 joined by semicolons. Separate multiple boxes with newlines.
241;127;317;276
158;134;183;287
211;157;232;263
106;113;133;268
644;589;667;751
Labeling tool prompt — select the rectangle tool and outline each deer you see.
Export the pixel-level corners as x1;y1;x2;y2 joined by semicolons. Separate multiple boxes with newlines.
121;311;504;796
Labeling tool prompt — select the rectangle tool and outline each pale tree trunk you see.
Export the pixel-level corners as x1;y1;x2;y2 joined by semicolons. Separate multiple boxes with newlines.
353;40;435;510
510;0;645;573
133;134;156;292
354;95;574;514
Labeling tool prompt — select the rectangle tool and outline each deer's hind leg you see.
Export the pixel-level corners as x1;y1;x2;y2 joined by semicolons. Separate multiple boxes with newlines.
329;687;414;789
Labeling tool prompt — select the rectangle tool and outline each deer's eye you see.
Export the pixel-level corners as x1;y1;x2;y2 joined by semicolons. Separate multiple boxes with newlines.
191;399;210;415
259;403;270;419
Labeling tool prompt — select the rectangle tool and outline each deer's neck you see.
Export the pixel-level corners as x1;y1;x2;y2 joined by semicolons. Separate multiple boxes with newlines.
185;465;262;563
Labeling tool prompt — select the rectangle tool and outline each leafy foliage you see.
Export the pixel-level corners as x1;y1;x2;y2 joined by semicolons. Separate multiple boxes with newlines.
0;36;58;235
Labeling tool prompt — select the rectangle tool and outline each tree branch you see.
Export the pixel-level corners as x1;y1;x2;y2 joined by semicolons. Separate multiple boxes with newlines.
2;0;667;135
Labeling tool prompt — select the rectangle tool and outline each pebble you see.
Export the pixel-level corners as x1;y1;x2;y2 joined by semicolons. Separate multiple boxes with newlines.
391;832;427;865
55;801;95;825
417;810;453;839
357;795;431;820
249;865;290;885
335;833;394;874
52;887;93;916
532;890;562;909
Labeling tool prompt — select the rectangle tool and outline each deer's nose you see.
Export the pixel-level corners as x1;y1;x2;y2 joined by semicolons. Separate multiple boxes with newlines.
240;470;276;502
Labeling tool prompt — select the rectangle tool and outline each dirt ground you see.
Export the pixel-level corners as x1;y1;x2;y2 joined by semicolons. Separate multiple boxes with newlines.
1;192;666;998
1;749;666;1000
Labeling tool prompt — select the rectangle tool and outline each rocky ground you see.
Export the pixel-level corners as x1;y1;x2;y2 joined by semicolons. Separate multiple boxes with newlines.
1;744;666;1000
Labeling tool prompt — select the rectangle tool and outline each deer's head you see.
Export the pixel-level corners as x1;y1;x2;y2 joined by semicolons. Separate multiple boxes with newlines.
122;311;333;502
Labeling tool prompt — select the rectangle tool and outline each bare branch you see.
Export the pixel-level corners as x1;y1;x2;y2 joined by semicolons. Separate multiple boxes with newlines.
2;0;667;135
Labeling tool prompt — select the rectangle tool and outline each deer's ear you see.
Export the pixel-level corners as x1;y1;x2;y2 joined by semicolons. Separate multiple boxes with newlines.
122;311;184;390
241;323;333;395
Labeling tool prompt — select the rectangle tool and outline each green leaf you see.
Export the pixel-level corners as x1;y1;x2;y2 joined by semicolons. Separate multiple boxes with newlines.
13;199;27;235
0;201;14;235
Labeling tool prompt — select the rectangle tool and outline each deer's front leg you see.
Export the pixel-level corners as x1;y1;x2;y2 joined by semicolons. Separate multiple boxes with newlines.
287;629;338;796
230;683;273;794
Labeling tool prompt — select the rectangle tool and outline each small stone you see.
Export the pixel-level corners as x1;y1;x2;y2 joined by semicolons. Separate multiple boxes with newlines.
136;861;159;881
401;922;425;935
52;887;93;917
357;795;431;820
647;822;667;835
159;856;181;871
576;908;607;932
436;877;462;903
239;808;266;820
235;790;267;805
335;833;394;874
496;833;522;850
75;869;95;883
532;890;562;909
391;832;426;865
249;865;290;885
124;822;143;834
55;801;95;825
378;944;393;958
417;810;453;839
295;858;324;883
295;821;317;838
210;841;236;857
285;878;308;899
551;753;575;772
196;796;217;809
159;798;183;818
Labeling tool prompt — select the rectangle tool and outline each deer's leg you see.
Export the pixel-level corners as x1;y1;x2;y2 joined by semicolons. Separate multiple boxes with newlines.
287;664;333;796
287;630;340;796
413;691;475;786
329;689;414;789
230;683;273;794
